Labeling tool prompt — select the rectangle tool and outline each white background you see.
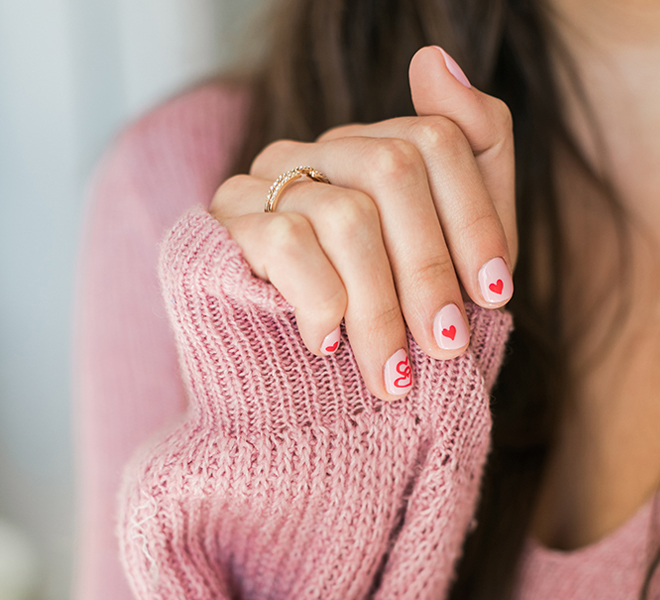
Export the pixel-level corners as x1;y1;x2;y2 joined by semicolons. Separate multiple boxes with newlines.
0;0;266;596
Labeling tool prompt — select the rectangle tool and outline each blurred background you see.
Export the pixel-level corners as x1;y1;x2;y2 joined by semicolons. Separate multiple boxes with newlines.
0;0;266;597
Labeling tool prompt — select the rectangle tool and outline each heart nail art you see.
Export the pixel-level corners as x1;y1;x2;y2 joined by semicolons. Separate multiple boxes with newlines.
433;304;469;350
394;356;412;388
320;327;341;356
478;257;513;305
384;348;413;396
442;325;456;340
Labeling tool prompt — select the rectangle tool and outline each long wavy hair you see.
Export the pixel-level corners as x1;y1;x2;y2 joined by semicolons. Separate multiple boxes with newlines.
226;0;660;597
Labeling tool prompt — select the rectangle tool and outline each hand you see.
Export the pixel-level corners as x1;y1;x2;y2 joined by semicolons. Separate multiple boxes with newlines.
209;46;517;402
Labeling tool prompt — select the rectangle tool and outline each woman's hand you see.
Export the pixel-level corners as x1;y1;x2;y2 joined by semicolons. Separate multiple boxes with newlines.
209;46;516;402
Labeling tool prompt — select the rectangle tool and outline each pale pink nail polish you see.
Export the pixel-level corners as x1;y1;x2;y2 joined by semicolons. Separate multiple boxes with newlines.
478;257;514;305
384;348;413;397
434;46;472;89
320;327;341;356
433;304;469;350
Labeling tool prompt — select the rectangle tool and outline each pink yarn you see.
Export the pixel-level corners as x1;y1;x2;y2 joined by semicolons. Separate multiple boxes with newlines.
117;206;512;599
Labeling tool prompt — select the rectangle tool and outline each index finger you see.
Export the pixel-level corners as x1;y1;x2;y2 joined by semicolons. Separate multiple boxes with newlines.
320;46;517;266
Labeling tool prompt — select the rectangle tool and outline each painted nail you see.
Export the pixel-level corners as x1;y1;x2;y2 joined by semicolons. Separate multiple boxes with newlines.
320;327;341;356
478;257;514;305
384;348;413;397
434;46;472;89
433;304;469;350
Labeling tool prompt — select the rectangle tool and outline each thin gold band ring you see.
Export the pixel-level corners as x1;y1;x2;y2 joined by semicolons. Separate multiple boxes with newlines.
265;166;330;213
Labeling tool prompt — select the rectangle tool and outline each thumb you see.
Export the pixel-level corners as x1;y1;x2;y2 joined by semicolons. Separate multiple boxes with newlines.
409;45;512;157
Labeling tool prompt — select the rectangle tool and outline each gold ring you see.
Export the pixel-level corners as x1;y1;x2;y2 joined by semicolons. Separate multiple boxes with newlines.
265;166;330;213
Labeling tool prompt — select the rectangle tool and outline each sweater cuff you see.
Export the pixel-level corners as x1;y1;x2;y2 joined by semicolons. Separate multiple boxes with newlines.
159;205;295;315
158;206;513;437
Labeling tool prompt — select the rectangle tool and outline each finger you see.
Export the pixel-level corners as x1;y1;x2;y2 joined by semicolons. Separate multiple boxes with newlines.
314;118;514;308
269;180;415;401
216;177;413;401
251;139;472;361
320;119;517;270
321;46;515;250
408;45;517;263
221;208;347;358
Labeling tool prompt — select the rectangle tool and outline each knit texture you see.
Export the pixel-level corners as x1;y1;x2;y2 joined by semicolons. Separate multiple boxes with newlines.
514;496;660;599
117;206;512;599
76;81;660;600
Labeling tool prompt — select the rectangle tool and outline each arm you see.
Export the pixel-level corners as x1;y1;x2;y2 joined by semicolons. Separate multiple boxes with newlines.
73;83;249;599
117;206;512;600
73;133;188;600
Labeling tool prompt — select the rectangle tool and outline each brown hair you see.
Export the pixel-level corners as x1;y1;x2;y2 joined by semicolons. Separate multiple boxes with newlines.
228;0;659;596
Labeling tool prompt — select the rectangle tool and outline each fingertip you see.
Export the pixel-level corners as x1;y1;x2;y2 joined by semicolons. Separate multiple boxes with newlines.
320;326;342;356
409;46;474;116
430;343;471;362
432;303;470;353
383;348;414;398
433;46;472;89
477;257;514;307
410;45;471;89
378;386;412;403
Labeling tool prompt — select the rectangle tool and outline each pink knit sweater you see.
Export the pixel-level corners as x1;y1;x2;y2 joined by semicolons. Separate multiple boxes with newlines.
75;82;660;599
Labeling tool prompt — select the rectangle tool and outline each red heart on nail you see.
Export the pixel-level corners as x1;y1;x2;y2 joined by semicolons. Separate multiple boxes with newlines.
489;279;503;295
325;341;339;353
394;357;412;388
442;325;456;340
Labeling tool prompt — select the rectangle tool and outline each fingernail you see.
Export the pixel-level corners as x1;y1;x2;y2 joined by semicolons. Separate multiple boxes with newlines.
434;46;472;89
384;348;413;397
320;326;341;356
478;257;514;305
433;304;469;350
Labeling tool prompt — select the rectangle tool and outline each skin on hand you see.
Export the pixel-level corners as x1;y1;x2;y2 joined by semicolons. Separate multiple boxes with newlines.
209;46;517;402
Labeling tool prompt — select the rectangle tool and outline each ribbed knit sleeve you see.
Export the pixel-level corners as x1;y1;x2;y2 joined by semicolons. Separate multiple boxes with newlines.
117;206;513;600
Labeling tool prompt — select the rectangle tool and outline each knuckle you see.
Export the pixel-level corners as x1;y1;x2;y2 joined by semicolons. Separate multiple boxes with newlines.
492;98;513;134
322;190;379;238
218;173;251;196
369;138;423;181
251;139;302;174
264;212;311;255
411;254;456;289
370;303;403;331
210;174;252;219
413;117;466;152
457;211;501;245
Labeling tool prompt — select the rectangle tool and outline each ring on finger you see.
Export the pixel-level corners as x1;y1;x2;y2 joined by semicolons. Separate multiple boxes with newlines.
265;166;330;213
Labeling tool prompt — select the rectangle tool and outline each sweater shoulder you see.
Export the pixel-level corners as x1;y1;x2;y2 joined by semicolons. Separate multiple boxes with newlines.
91;80;251;229
119;79;250;160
